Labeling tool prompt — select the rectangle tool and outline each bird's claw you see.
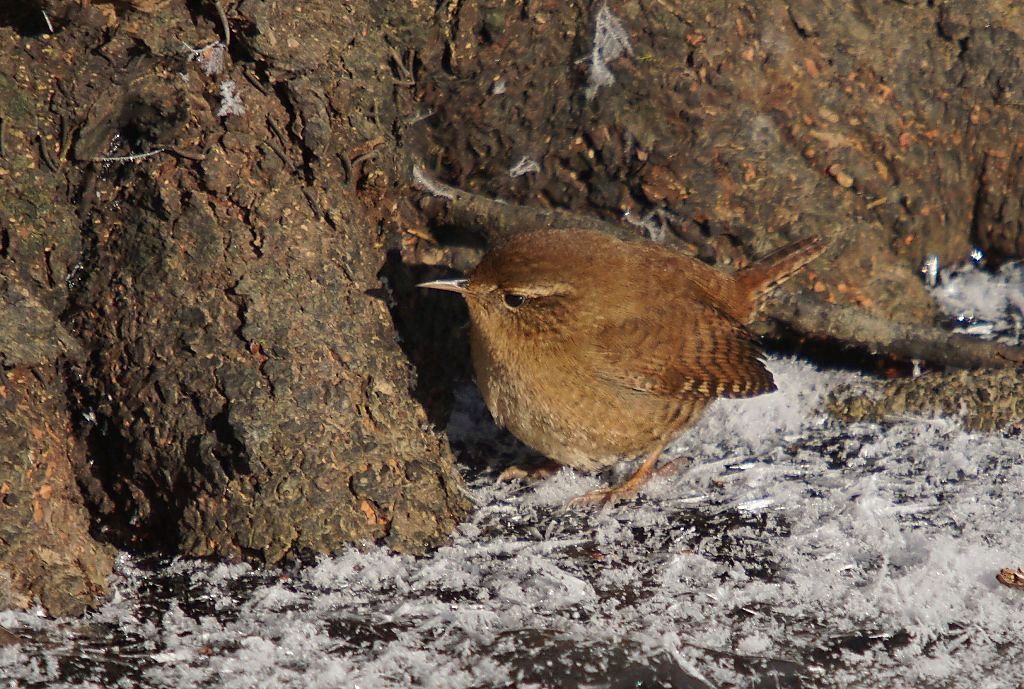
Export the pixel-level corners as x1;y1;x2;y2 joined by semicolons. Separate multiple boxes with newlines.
496;460;560;484
568;457;689;507
567;484;638;508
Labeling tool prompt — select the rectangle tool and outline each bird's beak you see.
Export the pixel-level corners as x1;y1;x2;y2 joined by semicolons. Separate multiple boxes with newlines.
417;278;469;294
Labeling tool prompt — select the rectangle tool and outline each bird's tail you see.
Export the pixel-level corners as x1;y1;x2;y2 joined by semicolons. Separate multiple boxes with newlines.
733;236;827;320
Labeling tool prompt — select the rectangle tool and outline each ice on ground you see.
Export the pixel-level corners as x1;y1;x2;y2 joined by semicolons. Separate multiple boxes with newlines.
932;259;1024;339
1;261;1022;688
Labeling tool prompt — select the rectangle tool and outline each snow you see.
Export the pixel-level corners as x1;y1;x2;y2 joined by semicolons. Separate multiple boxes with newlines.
1;261;1022;688
216;80;246;118
932;259;1024;339
585;5;633;101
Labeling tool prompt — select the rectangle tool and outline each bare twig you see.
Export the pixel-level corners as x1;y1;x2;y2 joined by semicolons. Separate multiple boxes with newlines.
267;117;289;148
55;77;72;102
350;137;386;168
411;164;637;244
242;68;269;96
410;166;1024;371
265;117;292;168
93;149;165;163
0;114;6;159
340;151;353;186
387;44;416;86
351;149;380;167
213;0;231;48
37;133;58;172
765;294;1024;370
402;109;436;127
165;145;207;161
57;114;71;162
302;188;322;218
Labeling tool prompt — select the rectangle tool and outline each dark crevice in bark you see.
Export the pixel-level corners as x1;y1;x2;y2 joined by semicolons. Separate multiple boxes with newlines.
377;248;468;428
275;84;317;186
206;404;251;480
0;5;51;35
68;358;162;550
969;158;988;257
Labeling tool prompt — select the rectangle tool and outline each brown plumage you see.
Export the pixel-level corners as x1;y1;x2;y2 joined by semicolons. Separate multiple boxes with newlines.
420;229;825;504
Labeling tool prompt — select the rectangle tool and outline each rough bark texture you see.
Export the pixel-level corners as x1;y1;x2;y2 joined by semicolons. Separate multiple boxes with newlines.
0;364;113;617
0;18;114;615
59;2;468;561
2;0;1023;615
0;0;468;611
0;272;111;616
409;0;1024;317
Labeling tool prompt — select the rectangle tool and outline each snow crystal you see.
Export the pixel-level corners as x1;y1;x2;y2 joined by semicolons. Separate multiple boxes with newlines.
623;208;667;243
585;4;633;101
508;156;541;177
184;41;227;77
217;80;245;117
412;165;456;200
932;259;1024;340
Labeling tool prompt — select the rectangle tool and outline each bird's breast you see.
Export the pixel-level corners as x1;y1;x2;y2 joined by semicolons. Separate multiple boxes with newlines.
468;323;703;472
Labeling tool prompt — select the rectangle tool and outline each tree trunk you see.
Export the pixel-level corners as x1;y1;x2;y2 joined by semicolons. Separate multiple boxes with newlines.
0;271;112;616
410;0;1024;318
60;1;469;562
1;0;469;615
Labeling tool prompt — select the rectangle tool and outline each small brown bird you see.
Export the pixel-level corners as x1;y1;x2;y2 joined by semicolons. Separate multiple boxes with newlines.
420;229;825;505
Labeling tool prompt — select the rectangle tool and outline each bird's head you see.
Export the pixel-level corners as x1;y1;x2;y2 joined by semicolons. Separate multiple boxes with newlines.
417;232;588;343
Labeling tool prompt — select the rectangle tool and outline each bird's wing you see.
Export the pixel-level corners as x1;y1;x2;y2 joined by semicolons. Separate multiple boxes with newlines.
585;298;775;399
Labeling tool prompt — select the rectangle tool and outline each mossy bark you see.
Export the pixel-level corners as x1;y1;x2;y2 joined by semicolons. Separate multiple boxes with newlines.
829;369;1024;432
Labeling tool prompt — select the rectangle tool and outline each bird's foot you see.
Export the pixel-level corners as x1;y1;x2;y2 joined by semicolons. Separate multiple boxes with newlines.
568;483;638;507
568;455;690;508
652;456;690;478
496;459;561;483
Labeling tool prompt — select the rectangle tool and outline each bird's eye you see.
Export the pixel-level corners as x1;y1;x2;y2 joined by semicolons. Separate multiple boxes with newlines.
503;293;526;308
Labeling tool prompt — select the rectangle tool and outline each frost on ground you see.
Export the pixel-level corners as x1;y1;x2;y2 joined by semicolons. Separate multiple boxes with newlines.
183;41;226;77
931;259;1024;340
2;262;1022;689
216;80;245;118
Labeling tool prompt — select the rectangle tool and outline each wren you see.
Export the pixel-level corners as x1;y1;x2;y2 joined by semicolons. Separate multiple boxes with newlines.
420;229;825;505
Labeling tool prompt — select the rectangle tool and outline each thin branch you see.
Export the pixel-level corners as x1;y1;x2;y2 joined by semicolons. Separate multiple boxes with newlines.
93;148;165;163
37;133;58;172
57;114;71;162
165;145;207;161
411;164;637;244
213;0;231;48
765;294;1024;370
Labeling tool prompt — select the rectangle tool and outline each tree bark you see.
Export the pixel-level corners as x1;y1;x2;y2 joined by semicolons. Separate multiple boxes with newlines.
0;271;112;616
411;0;1024;314
1;0;469;605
